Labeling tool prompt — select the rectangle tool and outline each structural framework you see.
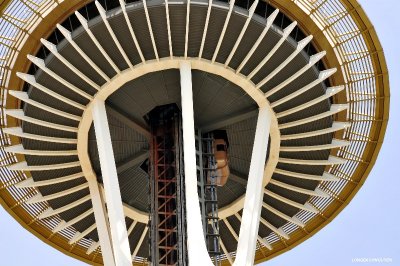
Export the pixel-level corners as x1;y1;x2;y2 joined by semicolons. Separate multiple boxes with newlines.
0;0;389;265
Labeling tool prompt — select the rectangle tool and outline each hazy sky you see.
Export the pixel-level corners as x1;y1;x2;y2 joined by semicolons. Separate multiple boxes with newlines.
0;0;399;265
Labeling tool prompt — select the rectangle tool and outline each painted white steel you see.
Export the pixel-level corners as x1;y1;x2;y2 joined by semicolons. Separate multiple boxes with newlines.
179;61;214;266
271;68;337;108
87;178;116;266
184;0;190;58
247;21;297;80
119;0;145;62
224;0;258;67
8;90;81;121
16;172;84;188
198;0;212;58
256;35;313;89
278;155;347;166
27;55;93;100
122;201;149;224
262;203;304;227
236;9;279;73
276;85;345;118
69;224;97;244
8;161;80;171
57;24;111;82
212;0;235;63
142;0;159;60
3;127;77;144
16;73;85;110
234;213;272;250
76;58;279;237
221;219;243;263
280;139;350;152
278;104;349;129
75;11;121;73
165;0;173;58
92;99;131;266
234;107;271;266
5;109;78;132
264;189;318;213
265;51;326;97
26;183;89;204
98;185;149;224
127;220;138;236
223;218;238;240
5;144;77;157
95;1;133;69
40;38;101;91
281;121;351;140
39;195;92;219
274;168;339;182
88;58;268;111
53;208;94;233
260;217;290;240
257;236;272;250
87;241;100;255
131;226;148;260
220;239;234;264
269;179;330;198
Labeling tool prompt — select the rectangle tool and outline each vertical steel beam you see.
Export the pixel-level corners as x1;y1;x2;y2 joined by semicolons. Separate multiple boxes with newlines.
179;61;213;266
87;178;115;266
234;107;271;266
92;99;132;266
196;130;207;239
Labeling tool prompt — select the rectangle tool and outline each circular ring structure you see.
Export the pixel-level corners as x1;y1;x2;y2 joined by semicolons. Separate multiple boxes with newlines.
77;58;281;223
0;0;389;265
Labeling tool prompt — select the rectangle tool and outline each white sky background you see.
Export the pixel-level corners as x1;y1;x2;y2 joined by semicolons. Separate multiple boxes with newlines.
0;0;399;265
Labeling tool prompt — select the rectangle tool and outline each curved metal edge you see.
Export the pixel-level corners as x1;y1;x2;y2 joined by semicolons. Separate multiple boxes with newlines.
253;0;390;264
77;58;281;224
0;0;104;265
0;0;12;15
0;0;390;264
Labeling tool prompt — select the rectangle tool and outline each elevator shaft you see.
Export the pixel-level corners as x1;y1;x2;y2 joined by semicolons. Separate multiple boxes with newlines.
149;105;187;266
197;131;221;264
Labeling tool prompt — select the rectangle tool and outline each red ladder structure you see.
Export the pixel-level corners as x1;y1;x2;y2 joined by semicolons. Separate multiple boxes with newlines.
148;105;187;266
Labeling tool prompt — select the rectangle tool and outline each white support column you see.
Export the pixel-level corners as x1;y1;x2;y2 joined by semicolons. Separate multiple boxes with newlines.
87;178;115;266
179;61;213;266
92;99;132;266
234;107;271;266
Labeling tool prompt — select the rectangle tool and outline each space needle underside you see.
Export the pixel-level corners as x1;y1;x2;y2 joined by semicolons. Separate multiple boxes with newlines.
0;0;389;265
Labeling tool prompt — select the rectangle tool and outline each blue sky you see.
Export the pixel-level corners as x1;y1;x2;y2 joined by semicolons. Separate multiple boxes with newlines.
1;0;399;265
